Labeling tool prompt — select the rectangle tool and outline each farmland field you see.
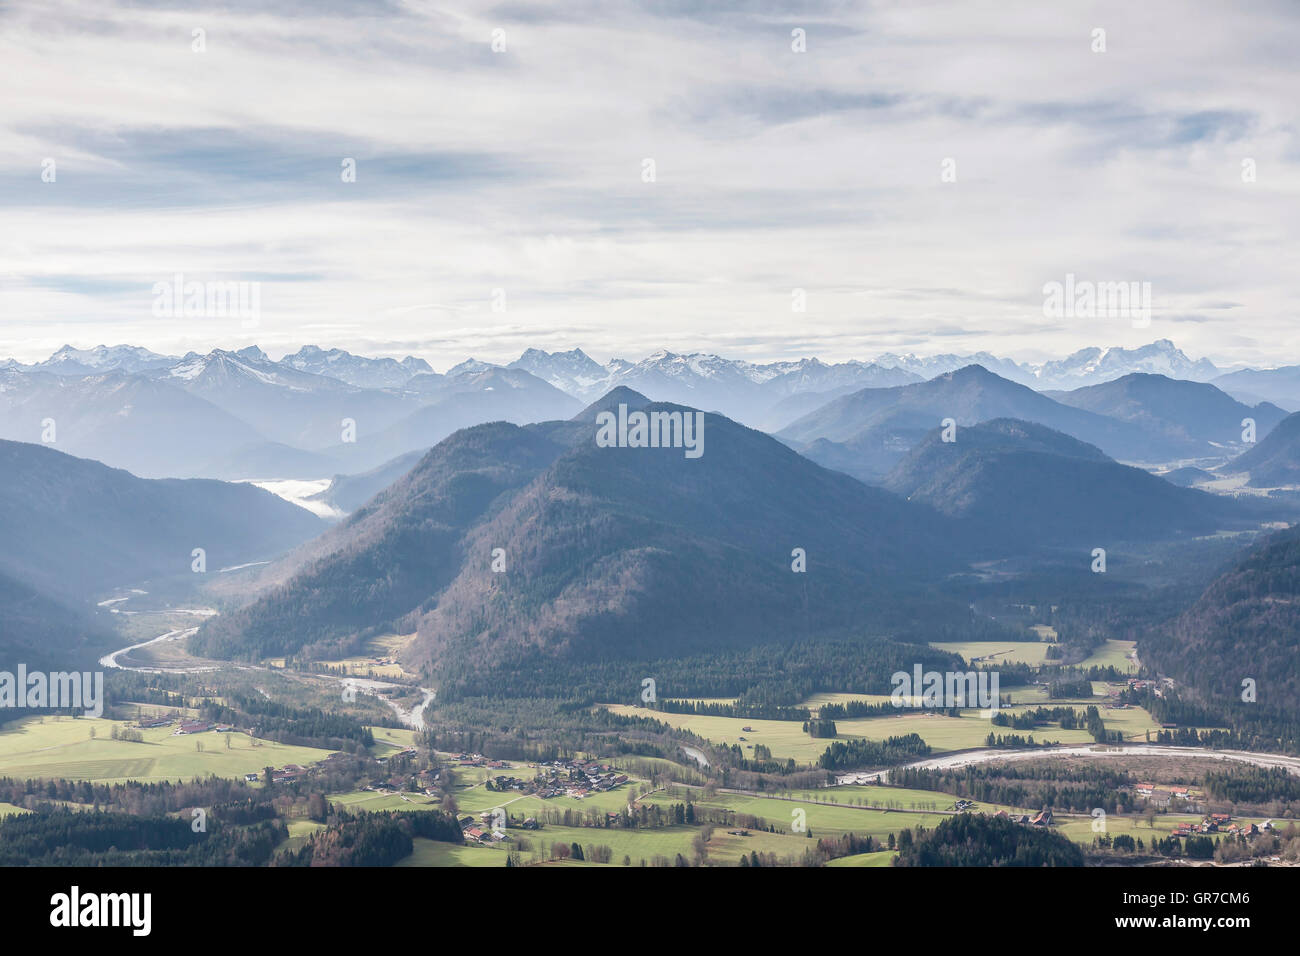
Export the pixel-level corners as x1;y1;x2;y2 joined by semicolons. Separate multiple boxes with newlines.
603;703;1101;761
0;715;336;784
1077;639;1139;673
930;640;1053;666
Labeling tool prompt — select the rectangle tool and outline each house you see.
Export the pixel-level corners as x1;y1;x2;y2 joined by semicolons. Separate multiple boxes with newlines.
1029;809;1053;826
522;818;539;830
243;773;259;782
465;827;487;842
175;719;214;735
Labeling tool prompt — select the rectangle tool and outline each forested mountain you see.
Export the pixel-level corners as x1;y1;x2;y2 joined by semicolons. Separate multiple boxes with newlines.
192;421;566;660
883;419;1255;549
0;439;325;601
1224;411;1300;487
1142;523;1300;711
0;569;113;670
1049;373;1285;459
777;365;1157;483
195;390;976;668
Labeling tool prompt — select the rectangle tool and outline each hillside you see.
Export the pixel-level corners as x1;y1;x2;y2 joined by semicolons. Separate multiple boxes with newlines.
191;422;567;660
0;368;265;479
777;365;1156;483
0;569;113;671
882;419;1247;549
1049;373;1285;459
1142;524;1300;710
1225;411;1300;487
196;391;975;669
0;439;325;602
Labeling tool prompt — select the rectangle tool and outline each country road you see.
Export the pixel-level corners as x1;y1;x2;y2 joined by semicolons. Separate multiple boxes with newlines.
837;743;1300;785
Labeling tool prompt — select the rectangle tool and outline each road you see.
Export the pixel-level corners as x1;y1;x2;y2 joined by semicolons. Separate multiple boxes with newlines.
837;743;1300;785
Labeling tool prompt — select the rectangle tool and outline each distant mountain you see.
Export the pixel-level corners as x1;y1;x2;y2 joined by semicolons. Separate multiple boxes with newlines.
777;365;1159;483
1142;524;1300;712
336;367;583;471
1213;365;1300;412
30;344;179;377
156;349;418;451
883;419;1246;549
874;350;1033;384
1224;411;1300;487
195;391;975;668
307;450;424;514
1029;340;1218;390
198;441;343;482
1049;373;1285;460
757;384;901;432
0;439;325;603
1160;466;1217;488
510;347;925;425
280;345;432;389
508;348;609;396
0;368;267;479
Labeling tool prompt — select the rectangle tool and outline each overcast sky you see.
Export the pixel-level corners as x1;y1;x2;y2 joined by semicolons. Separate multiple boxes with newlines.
1;0;1297;370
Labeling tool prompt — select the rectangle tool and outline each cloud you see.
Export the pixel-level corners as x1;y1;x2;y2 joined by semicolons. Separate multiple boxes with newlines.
0;0;1297;370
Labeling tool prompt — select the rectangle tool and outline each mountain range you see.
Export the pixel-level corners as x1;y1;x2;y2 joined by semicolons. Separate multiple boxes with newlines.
194;390;974;668
192;387;1288;677
3;339;1297;503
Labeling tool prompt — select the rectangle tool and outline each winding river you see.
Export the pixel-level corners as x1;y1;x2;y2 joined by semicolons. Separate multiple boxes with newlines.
97;596;435;730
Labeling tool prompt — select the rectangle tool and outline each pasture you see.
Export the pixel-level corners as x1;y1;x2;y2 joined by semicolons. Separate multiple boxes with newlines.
0;715;335;784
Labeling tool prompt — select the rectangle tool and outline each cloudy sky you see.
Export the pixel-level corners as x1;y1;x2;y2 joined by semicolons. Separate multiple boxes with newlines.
1;0;1297;370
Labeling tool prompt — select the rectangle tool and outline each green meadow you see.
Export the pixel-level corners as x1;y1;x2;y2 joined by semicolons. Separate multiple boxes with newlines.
0;715;335;784
604;703;1105;761
1078;639;1139;672
930;641;1053;666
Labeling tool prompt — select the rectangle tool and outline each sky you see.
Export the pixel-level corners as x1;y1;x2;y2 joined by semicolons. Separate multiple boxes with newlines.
1;0;1298;371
